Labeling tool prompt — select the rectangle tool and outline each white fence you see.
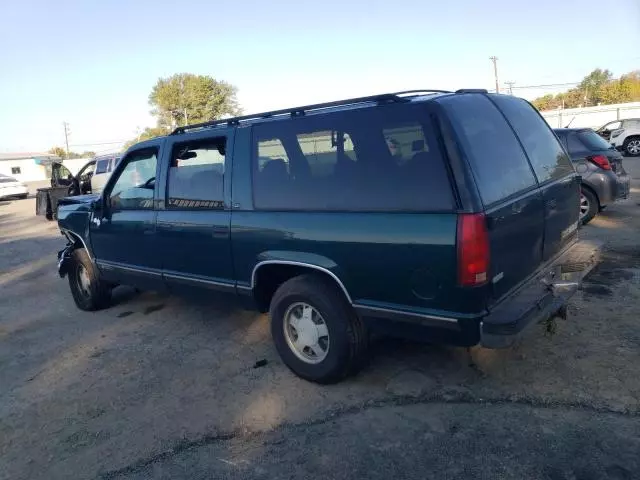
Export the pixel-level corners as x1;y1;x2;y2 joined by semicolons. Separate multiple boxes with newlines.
540;102;640;129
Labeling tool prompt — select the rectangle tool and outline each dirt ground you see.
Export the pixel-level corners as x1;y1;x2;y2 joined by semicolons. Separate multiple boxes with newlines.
1;163;639;480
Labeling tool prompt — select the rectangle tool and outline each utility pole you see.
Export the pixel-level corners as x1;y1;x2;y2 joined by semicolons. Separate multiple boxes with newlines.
505;81;515;95
489;56;499;94
62;122;70;159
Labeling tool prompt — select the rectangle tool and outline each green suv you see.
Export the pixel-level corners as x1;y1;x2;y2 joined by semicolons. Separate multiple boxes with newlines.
55;90;600;383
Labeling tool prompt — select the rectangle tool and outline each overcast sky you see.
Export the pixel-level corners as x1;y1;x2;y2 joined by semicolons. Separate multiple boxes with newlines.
1;0;638;153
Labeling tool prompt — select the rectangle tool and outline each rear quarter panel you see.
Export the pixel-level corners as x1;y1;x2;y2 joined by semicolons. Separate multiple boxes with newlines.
231;211;476;315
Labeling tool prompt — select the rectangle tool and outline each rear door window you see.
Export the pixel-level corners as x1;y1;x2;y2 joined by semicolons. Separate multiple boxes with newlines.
167;137;226;209
252;102;455;211
439;94;537;206
491;96;574;183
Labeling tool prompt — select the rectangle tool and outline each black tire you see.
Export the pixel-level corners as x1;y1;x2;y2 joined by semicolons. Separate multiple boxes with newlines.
68;248;111;311
580;187;598;225
270;274;368;384
623;136;640;157
18;193;28;199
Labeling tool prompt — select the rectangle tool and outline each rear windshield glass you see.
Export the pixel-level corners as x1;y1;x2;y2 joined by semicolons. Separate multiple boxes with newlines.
252;102;455;212
578;130;614;151
439;94;536;206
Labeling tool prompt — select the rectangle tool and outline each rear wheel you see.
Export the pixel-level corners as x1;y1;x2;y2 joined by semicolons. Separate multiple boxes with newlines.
623;137;640;156
270;274;368;384
68;248;111;311
580;187;598;225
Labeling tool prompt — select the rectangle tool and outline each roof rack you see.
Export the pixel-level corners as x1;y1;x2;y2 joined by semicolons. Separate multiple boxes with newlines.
391;89;452;96
171;90;449;135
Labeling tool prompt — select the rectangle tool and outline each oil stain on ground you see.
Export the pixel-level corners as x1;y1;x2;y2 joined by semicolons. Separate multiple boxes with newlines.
582;247;640;298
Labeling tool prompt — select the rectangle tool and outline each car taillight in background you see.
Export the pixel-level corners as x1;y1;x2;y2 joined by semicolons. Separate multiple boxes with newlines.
588;155;611;170
457;213;490;287
611;128;624;138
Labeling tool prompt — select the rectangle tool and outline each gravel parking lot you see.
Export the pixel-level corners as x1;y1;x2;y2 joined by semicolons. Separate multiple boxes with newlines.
2;162;640;480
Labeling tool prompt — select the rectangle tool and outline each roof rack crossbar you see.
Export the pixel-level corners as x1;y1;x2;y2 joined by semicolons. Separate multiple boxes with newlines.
171;92;407;134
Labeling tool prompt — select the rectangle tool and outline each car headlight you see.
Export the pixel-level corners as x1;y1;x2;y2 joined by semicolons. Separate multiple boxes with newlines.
611;129;624;138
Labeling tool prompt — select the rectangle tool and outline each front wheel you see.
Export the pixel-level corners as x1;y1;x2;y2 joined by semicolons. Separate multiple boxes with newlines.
623;137;640;157
68;248;111;311
580;187;598;225
270;274;368;384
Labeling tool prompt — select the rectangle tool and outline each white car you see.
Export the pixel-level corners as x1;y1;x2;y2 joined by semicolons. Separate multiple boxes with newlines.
0;174;28;200
91;154;121;193
596;118;640;156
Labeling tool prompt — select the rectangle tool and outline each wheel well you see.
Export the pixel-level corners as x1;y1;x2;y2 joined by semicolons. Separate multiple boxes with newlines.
253;264;349;312
624;135;640;144
581;183;600;208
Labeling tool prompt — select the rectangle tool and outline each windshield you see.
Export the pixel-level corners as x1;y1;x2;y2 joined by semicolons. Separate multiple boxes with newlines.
578;130;614;150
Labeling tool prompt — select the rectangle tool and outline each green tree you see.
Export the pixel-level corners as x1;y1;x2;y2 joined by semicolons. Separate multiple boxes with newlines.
48;146;66;159
149;73;241;129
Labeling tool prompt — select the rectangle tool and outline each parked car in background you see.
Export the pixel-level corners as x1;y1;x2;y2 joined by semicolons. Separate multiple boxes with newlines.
595;118;640;156
554;128;630;224
35;160;95;219
55;90;600;384
0;173;28;200
91;154;121;193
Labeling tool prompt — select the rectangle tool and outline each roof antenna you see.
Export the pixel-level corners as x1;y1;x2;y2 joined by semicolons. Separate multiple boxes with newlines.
565;116;576;128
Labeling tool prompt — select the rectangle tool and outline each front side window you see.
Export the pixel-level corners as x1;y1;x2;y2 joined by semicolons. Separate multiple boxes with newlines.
440;94;537;206
167;137;225;209
491;95;573;184
252;102;455;211
109;148;158;211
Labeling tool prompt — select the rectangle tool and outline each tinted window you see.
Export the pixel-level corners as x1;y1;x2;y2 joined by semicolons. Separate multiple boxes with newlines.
11;167;21;175
109;149;157;210
95;159;110;174
167;137;225;209
441;94;536;205
577;130;612;151
252;102;455;211
491;95;573;183
0;177;16;183
566;132;585;154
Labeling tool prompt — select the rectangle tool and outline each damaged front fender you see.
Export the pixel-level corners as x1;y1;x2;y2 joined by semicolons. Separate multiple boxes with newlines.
57;244;74;278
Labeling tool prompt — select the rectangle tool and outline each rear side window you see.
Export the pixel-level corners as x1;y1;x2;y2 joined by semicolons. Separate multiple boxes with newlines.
95;159;110;174
491;96;574;183
252;103;455;211
440;94;536;206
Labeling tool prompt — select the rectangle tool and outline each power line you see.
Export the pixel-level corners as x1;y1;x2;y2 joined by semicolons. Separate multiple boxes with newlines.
510;82;580;90
68;141;127;147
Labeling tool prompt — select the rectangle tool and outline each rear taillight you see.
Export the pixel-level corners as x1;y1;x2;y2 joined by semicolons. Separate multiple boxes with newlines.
457;213;490;287
588;155;611;170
